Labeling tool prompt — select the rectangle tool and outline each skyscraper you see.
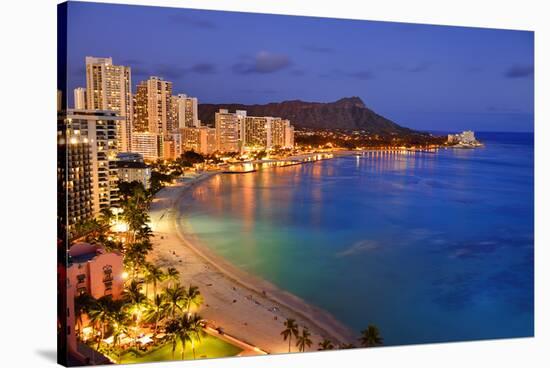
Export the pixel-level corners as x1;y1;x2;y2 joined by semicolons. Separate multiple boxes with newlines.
172;94;199;128
85;56;133;152
243;116;272;150
58;116;94;237
181;126;217;155
73;87;86;109
133;76;173;135
64;109;121;215
215;109;246;153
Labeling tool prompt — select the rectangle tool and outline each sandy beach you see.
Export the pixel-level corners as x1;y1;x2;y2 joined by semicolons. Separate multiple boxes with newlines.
147;171;356;354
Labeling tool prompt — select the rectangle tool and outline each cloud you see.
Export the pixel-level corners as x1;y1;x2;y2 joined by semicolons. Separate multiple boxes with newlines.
233;51;292;74
169;14;217;29
302;45;334;54
504;65;534;78
319;68;375;80
190;63;217;74
152;64;188;80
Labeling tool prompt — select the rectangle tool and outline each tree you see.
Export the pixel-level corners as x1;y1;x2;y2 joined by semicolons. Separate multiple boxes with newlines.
74;292;95;339
110;308;129;363
296;327;312;352
165;313;201;360
164;284;187;318
144;293;168;338
183;285;203;313
122;280;148;324
165;267;179;288
280;318;299;353
145;264;165;299
318;338;334;351
359;325;383;347
88;296;115;350
187;314;205;359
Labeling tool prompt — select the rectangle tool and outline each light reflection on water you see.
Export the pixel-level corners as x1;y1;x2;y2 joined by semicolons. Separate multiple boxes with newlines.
180;133;533;346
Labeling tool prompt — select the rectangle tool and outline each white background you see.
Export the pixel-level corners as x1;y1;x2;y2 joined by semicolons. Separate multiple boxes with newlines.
0;0;547;367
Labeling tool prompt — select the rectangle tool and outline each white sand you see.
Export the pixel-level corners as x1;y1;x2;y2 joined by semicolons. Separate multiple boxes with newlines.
148;172;356;354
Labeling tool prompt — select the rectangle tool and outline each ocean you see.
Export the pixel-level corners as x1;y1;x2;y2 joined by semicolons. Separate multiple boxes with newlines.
177;132;534;346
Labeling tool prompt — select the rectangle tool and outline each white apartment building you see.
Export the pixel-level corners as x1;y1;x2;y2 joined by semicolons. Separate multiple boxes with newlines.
65;109;121;215
181;126;217;155
215;109;246;153
73;87;86;109
172;94;199;128
85;56;133;152
131;132;163;162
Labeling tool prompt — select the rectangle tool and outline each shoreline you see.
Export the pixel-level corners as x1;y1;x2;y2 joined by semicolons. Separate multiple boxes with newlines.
148;171;356;354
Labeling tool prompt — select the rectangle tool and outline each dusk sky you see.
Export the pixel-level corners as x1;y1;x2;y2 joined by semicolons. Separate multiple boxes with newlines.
66;1;534;132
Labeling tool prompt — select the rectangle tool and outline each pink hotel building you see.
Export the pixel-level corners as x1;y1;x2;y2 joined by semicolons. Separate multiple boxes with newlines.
65;243;124;359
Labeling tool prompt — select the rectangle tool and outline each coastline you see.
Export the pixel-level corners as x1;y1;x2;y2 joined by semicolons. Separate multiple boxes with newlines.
148;171;356;354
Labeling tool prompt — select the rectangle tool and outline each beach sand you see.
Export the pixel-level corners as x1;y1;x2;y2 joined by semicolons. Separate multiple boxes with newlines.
148;171;356;354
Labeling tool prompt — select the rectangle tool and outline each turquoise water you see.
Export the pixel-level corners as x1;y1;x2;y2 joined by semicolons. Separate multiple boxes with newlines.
178;132;534;346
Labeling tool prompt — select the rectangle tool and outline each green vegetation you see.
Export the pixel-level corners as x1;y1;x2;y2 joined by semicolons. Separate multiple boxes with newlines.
117;336;242;364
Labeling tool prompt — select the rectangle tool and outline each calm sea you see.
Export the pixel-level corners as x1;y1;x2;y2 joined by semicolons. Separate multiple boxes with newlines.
178;132;534;346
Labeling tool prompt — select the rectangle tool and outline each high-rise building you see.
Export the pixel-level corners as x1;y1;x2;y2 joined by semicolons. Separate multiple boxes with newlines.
215;109;246;153
74;87;86;109
243;116;272;150
116;161;152;190
172;94;199;128
241;116;295;151
58;118;94;236
181;126;217;155
284;124;295;148
163;132;182;160
85;56;133;152
131;132;163;162
133;76;173;135
65;109;121;216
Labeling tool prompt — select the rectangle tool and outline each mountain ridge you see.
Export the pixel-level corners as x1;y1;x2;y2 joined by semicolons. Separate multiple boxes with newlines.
198;97;414;135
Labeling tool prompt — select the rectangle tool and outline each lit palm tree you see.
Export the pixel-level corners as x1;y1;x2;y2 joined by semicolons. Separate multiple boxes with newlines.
166;267;179;288
318;338;334;351
280;318;299;353
110;308;129;363
183;285;203;313
146;264;165;300
88;296;115;350
296;327;312;352
122;279;148;325
359;325;383;347
165;315;194;361
144;293;168;338
186;314;205;359
164;284;186;318
74;292;95;339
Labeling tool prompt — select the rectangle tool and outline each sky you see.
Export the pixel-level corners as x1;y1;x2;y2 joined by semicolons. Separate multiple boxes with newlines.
65;1;534;132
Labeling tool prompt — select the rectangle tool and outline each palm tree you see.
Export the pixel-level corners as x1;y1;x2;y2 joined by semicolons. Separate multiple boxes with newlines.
144;293;168;338
183;285;203;313
110;309;129;363
122;280;148;325
146;264;165;300
318;338;334;350
74;292;95;339
88;296;115;350
186;314;205;359
164;314;195;360
166;267;179;288
296;327;312;352
280;318;299;353
359;325;383;347
164;284;186;318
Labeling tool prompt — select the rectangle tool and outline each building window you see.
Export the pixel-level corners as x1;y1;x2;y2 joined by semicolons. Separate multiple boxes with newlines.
77;274;86;284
